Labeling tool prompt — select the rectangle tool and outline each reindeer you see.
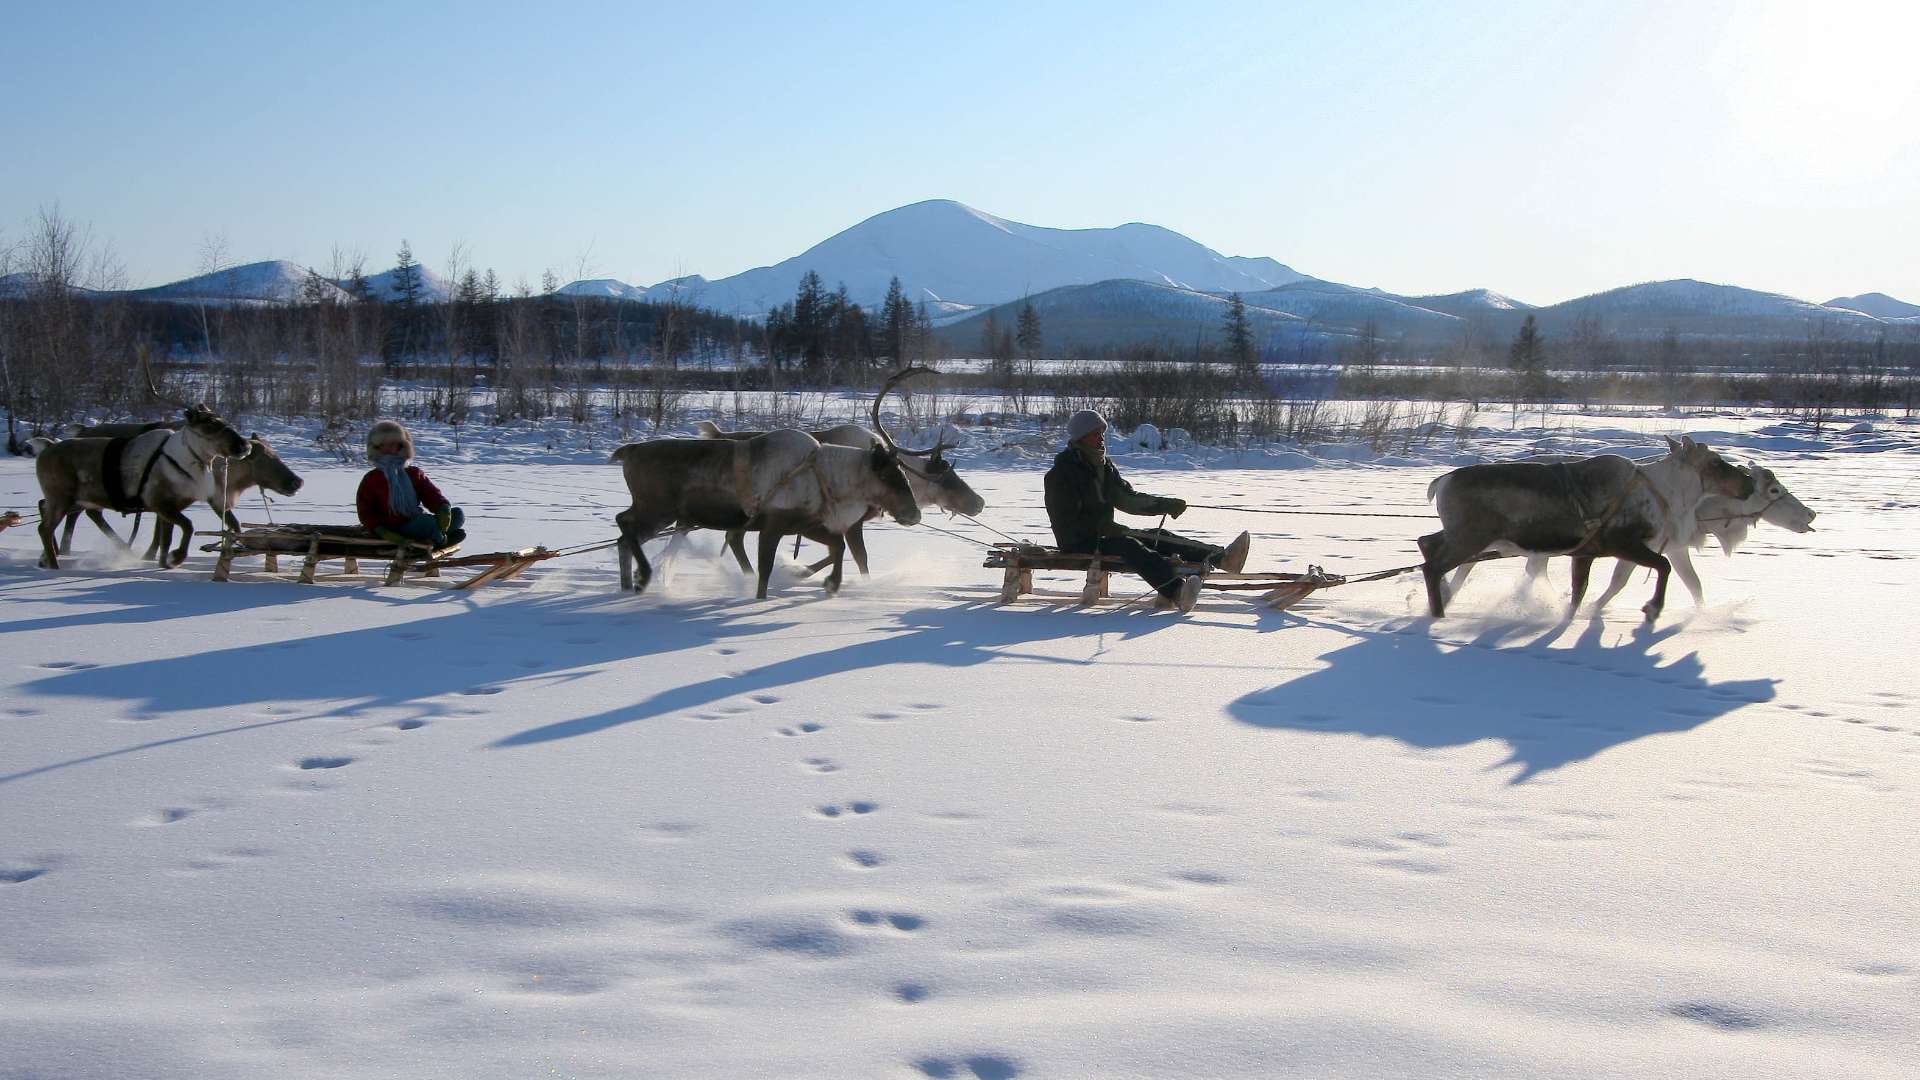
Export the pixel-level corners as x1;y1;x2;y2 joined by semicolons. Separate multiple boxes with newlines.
1418;436;1754;623
31;356;251;570
610;414;921;600
51;433;305;562
694;367;984;577
72;420;180;439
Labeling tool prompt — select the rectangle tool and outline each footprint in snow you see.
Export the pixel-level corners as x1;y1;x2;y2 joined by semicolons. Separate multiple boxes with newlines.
814;801;878;819
37;660;97;670
914;1056;1022;1079
776;723;824;737
295;756;355;771
801;757;841;774
844;850;885;869
392;719;427;731
1666;1001;1772;1031
749;694;781;705
457;686;504;696
892;982;932;1003
0;864;51;885
849;909;924;932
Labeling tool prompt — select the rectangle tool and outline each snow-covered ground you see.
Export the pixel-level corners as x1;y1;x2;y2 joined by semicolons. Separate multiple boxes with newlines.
3;414;1916;1078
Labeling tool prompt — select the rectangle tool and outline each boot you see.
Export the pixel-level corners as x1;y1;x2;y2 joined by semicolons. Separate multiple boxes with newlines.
1221;531;1251;573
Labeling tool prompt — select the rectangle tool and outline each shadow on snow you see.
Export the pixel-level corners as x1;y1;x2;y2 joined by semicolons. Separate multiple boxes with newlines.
1228;616;1777;782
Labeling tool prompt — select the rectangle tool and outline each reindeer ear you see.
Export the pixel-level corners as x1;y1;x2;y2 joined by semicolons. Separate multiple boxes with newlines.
1664;435;1680;453
251;432;261;440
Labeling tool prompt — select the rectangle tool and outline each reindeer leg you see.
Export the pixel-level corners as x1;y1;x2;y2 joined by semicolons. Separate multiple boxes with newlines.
1567;556;1594;619
614;509;642;592
37;498;60;569
822;535;847;597
1615;541;1672;623
154;511;193;569
1670;545;1705;606
727;529;753;573
1590;559;1636;612
846;522;869;576
60;511;79;554
1419;530;1482;618
755;530;783;599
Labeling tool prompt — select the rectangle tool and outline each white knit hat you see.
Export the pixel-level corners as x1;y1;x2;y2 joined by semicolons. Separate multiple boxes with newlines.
1065;410;1108;442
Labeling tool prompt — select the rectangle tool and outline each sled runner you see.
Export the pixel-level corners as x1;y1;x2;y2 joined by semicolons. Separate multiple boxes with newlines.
204;523;458;585
982;543;1344;611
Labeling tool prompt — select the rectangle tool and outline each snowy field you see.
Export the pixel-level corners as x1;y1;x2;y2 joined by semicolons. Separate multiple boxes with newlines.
2;413;1917;1078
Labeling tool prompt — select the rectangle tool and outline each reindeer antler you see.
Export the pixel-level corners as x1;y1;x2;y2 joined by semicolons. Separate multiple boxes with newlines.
139;345;192;412
870;366;942;455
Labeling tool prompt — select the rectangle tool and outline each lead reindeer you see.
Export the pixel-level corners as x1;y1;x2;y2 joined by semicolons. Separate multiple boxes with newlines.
52;433;306;562
694;366;984;577
32;355;250;570
1419;436;1754;622
1442;460;1813;615
610;393;922;598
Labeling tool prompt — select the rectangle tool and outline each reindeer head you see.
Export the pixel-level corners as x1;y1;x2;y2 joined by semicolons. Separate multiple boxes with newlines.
869;365;973;515
246;434;304;496
1749;465;1814;533
1666;435;1753;500
867;444;921;527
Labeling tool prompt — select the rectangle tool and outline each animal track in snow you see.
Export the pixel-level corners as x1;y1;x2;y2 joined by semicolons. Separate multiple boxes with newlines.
749;693;782;705
800;757;841;774
0;864;50;884
37;660;97;670
814;801;878;819
295;756;355;771
892;982;932;1003
1666;1001;1772;1031
392;719;427;731
914;1055;1022;1079
637;821;702;843
776;723;824;737
457;686;504;696
844;850;885;869
849;909;924;932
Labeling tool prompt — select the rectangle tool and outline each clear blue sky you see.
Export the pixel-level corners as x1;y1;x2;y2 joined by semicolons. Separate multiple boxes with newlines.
4;0;1914;305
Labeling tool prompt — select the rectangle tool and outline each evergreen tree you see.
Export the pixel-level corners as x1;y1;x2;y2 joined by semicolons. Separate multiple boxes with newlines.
880;276;912;364
1223;292;1256;379
1508;313;1547;416
791;270;829;375
392;240;422;308
386;239;423;368
1015;298;1042;360
981;310;1007;379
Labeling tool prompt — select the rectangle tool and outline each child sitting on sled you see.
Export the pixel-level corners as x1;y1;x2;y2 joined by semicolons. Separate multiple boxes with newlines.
356;420;466;549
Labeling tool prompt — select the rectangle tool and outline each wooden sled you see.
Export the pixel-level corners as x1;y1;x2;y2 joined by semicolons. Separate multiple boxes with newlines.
200;524;545;590
982;543;1345;611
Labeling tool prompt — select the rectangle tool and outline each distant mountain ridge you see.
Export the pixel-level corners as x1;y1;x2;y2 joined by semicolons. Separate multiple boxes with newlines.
57;201;1920;346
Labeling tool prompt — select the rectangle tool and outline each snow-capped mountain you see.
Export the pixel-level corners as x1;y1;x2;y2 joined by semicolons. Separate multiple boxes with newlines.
347;264;451;303
665;200;1314;316
940;279;1307;350
555;278;649;301
1533;279;1883;338
1234;281;1463;337
134;260;349;304
1824;292;1920;320
1401;288;1534;318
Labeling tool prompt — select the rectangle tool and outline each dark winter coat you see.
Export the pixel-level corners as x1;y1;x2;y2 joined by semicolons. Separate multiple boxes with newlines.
356;465;449;531
1044;446;1179;552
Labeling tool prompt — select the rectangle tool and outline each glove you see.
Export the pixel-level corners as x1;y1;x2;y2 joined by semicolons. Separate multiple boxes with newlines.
435;507;453;532
1163;498;1188;519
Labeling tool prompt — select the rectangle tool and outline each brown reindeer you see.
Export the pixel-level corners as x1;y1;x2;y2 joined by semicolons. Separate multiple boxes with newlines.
1418;436;1755;623
51;432;305;562
693;367;983;577
32;356;250;570
609;417;921;599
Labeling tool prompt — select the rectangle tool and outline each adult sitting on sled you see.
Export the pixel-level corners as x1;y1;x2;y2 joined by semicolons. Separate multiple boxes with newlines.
356;420;467;550
1044;410;1250;611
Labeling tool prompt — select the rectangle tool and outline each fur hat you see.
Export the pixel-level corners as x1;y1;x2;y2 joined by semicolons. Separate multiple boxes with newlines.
366;419;414;463
1065;409;1108;443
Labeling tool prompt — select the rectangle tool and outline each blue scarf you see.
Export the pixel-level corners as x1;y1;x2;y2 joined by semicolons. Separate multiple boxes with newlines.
375;454;421;517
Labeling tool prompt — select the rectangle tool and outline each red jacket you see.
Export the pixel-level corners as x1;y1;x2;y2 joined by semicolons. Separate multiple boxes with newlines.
356;466;448;531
